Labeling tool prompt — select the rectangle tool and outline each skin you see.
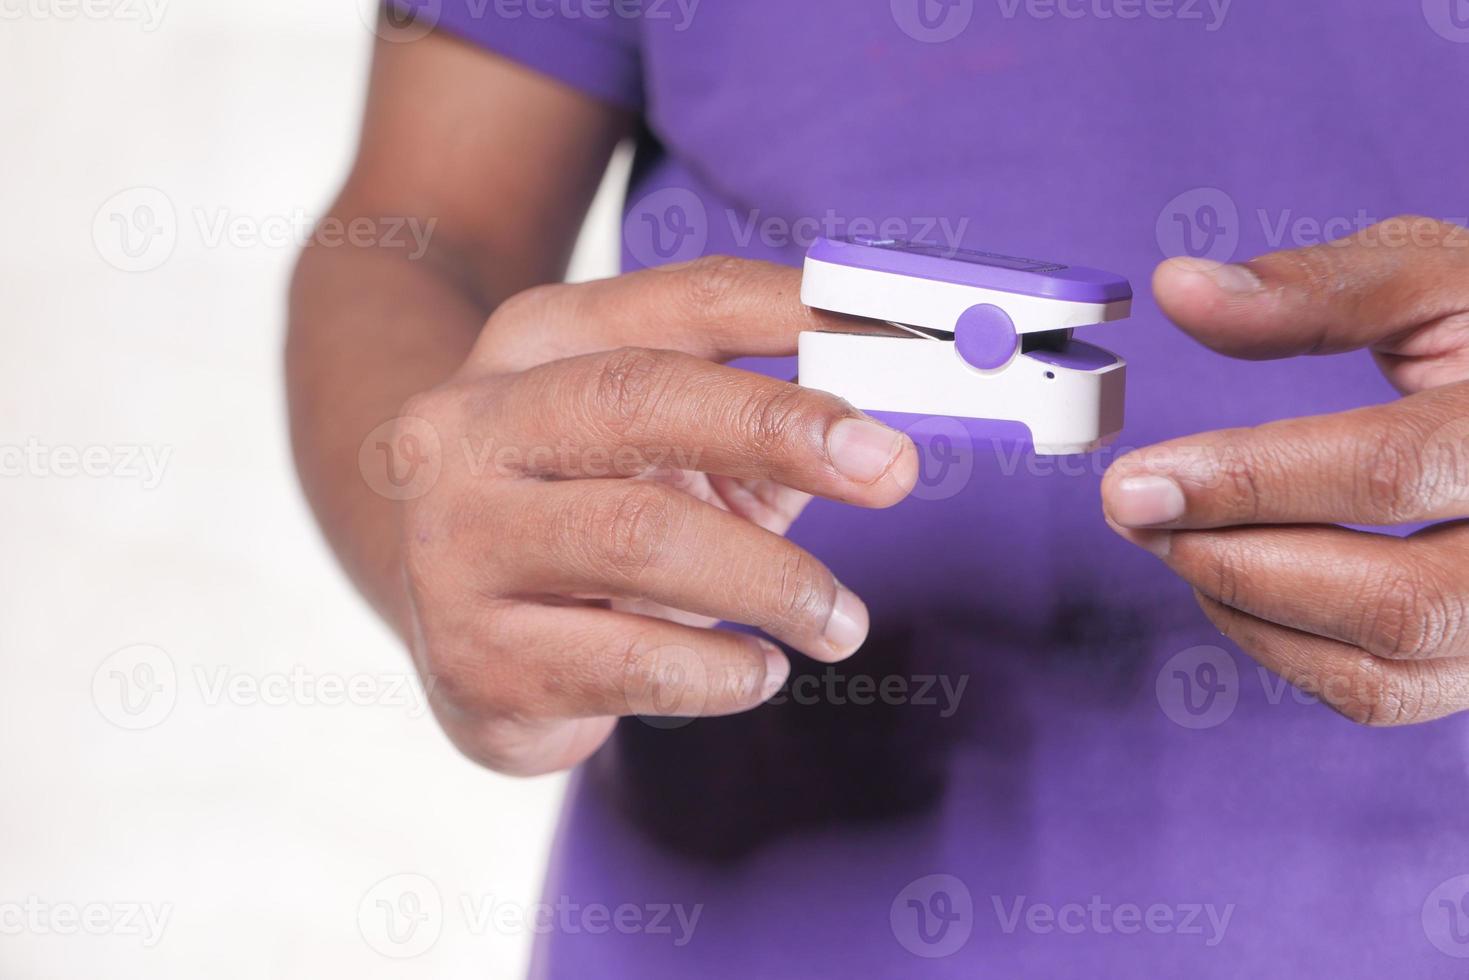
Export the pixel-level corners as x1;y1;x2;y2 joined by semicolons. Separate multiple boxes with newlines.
287;31;916;776
1101;217;1469;727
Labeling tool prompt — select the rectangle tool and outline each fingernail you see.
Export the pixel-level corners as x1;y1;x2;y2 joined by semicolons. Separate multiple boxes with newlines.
1110;475;1187;527
1174;257;1261;294
823;585;869;659
759;641;789;701
828;418;904;484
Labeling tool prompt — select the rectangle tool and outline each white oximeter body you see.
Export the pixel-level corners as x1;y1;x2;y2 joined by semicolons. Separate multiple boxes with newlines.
798;236;1133;456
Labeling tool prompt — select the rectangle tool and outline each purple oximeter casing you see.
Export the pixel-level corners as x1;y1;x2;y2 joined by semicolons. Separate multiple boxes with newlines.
798;236;1134;457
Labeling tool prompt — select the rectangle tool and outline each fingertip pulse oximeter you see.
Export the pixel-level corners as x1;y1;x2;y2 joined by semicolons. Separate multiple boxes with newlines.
798;236;1133;456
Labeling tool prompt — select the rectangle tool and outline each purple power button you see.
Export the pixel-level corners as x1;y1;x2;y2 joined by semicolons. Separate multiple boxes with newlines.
954;304;1018;371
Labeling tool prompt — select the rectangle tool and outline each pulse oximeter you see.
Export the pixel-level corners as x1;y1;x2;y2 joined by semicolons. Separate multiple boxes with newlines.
798;236;1133;455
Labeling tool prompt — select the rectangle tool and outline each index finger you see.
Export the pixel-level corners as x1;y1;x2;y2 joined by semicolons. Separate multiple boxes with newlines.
467;256;879;375
466;346;919;507
1101;384;1469;530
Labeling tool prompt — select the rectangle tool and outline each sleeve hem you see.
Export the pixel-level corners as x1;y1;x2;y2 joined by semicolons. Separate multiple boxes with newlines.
387;0;644;112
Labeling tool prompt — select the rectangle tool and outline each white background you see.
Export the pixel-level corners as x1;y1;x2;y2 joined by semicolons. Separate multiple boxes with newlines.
0;2;629;975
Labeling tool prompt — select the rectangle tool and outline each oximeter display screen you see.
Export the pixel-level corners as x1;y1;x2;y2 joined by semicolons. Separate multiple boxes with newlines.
848;237;1069;275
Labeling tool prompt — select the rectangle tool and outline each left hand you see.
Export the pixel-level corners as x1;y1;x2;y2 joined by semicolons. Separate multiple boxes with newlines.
1102;216;1469;726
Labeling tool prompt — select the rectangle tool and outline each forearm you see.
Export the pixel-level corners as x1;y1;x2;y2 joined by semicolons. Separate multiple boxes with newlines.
285;222;498;636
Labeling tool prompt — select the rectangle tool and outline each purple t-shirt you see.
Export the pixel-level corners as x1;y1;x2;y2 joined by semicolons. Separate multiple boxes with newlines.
392;2;1469;975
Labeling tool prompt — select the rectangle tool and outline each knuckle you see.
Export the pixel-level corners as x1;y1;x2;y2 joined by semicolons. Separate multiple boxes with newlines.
473;285;568;374
713;655;766;708
1357;675;1428;728
1205;537;1248;610
588;483;681;584
619;638;701;714
1209;445;1264;523
488;283;560;332
1357;565;1459;661
394;384;483;465
678;255;748;320
695;644;765;709
619;636;763;714
396;390;439;426
587;347;679;434
766;549;834;636
737;383;821;458
396;385;465;440
1353;423;1430;521
616;638;663;705
1328;657;1431;728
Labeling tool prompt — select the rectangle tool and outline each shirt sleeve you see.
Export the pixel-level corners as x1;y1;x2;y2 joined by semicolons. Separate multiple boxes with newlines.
385;0;644;111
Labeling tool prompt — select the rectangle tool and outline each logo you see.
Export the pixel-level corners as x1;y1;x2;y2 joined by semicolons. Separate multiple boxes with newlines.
1155;645;1239;729
92;644;178;731
898;416;977;501
1156;187;1240;263
1424;875;1469;957
358;417;442;501
1424;0;1469;42
623;644;708;730
92;187;177;273
891;874;974;958
358;874;443;958
362;0;442;41
891;0;974;42
624;187;709;268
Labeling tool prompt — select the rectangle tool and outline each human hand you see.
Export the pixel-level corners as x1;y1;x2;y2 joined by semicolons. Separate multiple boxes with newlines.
395;258;918;774
1103;217;1469;725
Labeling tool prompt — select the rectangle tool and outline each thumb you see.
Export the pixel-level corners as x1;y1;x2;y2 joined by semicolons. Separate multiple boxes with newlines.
1153;216;1469;363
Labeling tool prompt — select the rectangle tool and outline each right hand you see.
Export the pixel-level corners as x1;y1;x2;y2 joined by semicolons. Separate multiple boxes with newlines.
394;257;919;775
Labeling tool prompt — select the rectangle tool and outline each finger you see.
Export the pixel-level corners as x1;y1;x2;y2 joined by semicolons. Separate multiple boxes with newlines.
702;474;812;537
1100;382;1469;528
433;601;791;723
478;479;867;663
468;257;878;374
1194;592;1469;727
1143;523;1469;661
474;346;918;506
1153;216;1469;361
630;468;814;540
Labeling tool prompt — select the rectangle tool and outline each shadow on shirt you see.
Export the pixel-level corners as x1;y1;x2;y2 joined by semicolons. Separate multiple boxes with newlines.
587;591;1156;863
